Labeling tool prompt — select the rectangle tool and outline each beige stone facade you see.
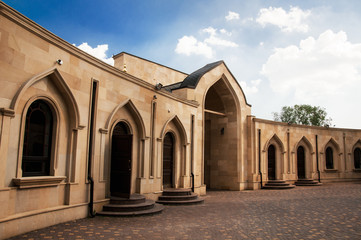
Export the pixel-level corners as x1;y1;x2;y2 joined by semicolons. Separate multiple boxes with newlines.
0;2;360;239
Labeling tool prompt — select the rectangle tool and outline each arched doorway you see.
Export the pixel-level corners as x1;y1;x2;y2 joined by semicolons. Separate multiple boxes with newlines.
163;132;174;188
268;145;276;180
354;147;361;169
297;146;306;179
110;122;132;198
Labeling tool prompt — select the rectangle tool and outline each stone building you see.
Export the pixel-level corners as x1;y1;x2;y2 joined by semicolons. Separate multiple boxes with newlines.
0;2;360;238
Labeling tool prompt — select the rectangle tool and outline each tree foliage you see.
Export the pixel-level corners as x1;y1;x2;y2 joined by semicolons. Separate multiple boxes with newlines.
273;104;332;127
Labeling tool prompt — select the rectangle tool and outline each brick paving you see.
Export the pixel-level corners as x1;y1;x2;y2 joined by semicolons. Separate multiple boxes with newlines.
9;182;361;240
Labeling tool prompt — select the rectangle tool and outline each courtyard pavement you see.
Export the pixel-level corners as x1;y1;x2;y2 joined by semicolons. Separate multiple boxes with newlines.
9;182;361;240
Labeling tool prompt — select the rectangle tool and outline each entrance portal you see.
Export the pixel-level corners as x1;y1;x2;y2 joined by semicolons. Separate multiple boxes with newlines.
203;79;238;190
297;146;306;179
110;122;132;198
268;145;276;180
163;132;174;188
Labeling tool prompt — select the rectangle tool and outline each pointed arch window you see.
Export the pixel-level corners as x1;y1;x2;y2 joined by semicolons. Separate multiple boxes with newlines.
354;147;361;169
22;100;53;177
325;147;334;169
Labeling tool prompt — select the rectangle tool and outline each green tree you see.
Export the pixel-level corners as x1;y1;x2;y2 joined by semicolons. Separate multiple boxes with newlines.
273;104;332;127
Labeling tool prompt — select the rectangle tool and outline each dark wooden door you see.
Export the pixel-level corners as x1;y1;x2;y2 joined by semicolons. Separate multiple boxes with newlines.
268;145;276;180
163;133;174;188
297;146;306;179
110;123;132;198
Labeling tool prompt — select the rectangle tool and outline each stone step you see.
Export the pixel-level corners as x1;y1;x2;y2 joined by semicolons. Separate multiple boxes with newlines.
156;197;204;205
98;194;164;217
263;180;295;190
103;199;156;212
265;182;291;186
262;185;295;190
295;179;323;186
109;194;146;205
158;193;199;201
162;188;192;196
98;203;164;217
157;188;204;205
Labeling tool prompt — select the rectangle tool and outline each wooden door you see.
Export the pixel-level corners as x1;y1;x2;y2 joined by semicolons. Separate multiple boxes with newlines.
268;145;276;180
110;122;132;198
163;133;174;188
297;146;306;179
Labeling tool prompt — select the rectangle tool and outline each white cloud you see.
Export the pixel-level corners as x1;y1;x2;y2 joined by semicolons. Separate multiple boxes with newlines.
76;42;114;65
175;36;213;58
240;79;261;95
203;27;238;47
226;11;240;21
256;6;311;33
220;28;232;36
175;27;238;58
261;30;361;102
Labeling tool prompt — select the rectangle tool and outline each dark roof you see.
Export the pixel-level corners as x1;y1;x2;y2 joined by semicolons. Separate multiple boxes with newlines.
178;61;224;89
163;82;183;92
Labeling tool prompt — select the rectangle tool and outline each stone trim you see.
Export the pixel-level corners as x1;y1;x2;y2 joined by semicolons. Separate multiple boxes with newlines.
12;176;66;189
0;108;15;118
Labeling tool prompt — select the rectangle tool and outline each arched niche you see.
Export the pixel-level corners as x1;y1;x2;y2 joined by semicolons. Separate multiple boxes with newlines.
101;99;146;195
264;134;286;180
159;115;188;189
294;136;314;179
323;138;341;171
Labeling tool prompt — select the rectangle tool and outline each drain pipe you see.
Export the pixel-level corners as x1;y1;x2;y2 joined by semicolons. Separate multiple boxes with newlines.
258;129;263;188
88;175;95;217
315;135;321;183
190;115;195;192
87;82;97;218
191;172;195;192
87;141;95;217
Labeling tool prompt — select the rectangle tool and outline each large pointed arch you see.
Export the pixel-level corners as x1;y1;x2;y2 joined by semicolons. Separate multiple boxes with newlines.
324;138;341;153
103;99;146;139
264;134;285;153
160;115;188;145
351;139;361;151
10;67;81;129
294;136;314;153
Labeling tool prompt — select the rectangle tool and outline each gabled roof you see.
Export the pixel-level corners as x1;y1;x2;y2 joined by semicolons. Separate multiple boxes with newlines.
178;61;224;89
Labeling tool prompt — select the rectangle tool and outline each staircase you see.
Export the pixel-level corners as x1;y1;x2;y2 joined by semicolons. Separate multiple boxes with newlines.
294;178;322;186
98;194;164;216
262;180;295;190
156;188;204;205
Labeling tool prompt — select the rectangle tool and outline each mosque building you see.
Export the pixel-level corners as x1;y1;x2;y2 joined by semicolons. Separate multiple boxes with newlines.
1;2;360;238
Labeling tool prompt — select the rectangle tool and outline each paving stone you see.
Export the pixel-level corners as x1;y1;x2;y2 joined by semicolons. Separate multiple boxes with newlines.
8;182;361;240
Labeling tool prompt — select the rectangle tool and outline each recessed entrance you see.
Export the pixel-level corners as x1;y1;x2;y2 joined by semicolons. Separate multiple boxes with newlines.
203;79;238;190
163;132;174;188
268;145;276;180
297;146;306;179
110;122;132;198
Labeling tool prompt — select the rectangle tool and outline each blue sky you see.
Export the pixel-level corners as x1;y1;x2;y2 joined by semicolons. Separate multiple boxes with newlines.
3;0;361;128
